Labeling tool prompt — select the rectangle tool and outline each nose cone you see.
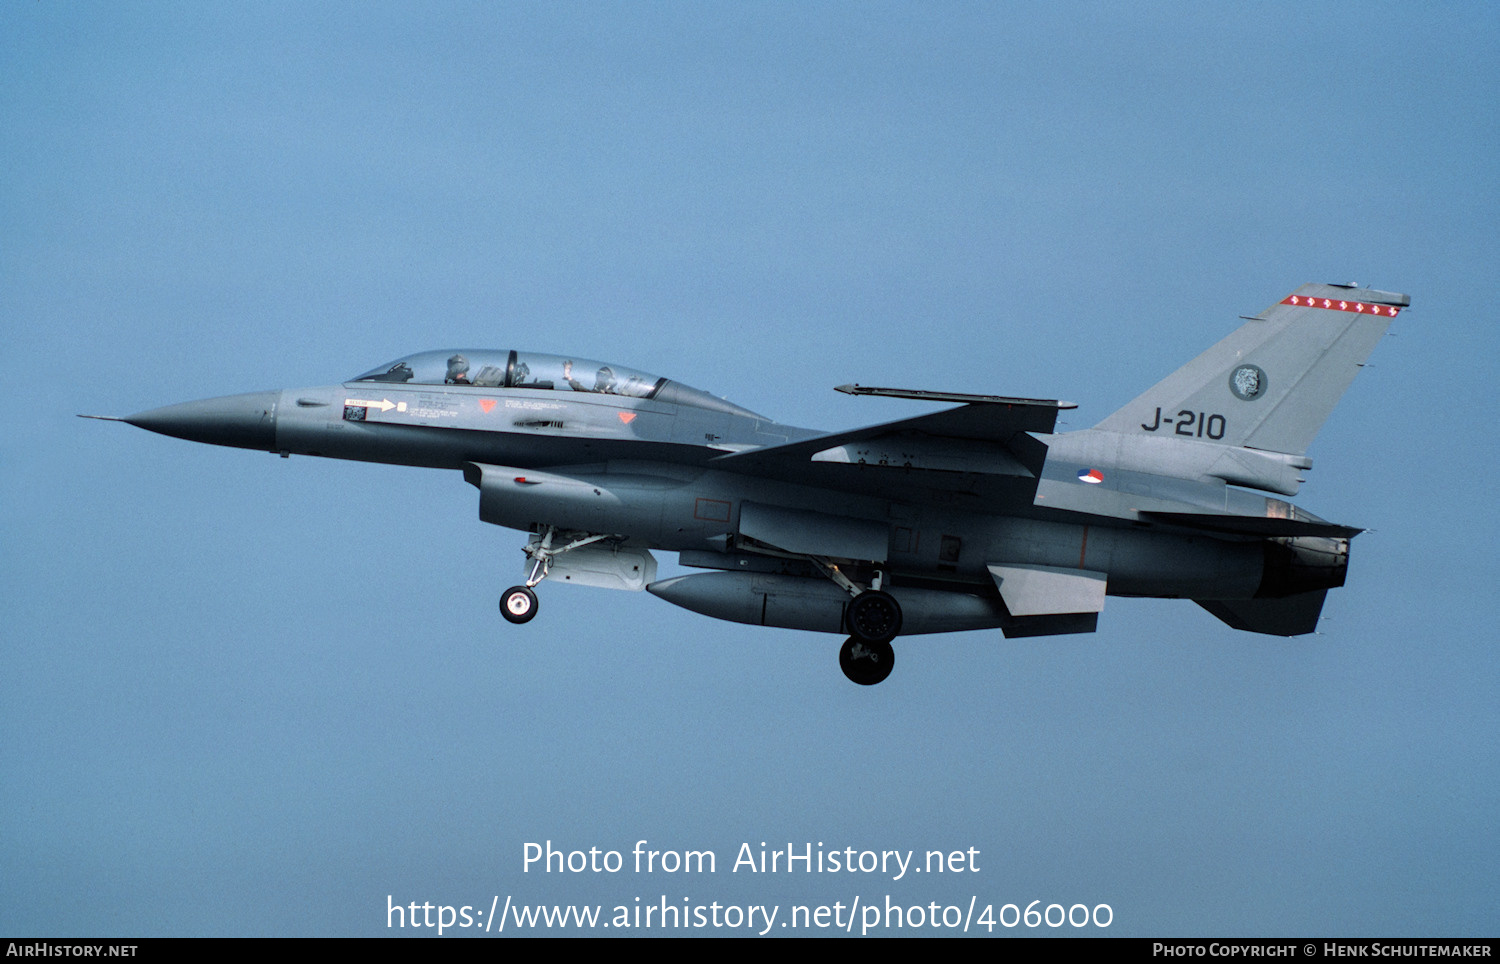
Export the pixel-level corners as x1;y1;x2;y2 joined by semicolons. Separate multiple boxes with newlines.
124;390;279;451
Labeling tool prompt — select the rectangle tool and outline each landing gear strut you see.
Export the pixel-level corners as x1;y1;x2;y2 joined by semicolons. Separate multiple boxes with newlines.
840;636;895;686
803;556;905;642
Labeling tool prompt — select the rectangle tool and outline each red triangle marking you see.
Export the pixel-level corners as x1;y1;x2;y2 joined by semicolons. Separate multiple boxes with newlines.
618;411;636;424
479;399;496;413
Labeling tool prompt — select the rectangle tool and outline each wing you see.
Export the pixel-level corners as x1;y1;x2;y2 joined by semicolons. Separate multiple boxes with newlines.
712;390;1074;504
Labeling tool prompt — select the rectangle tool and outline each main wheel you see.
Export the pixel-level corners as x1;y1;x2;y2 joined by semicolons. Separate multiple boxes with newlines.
845;590;902;644
839;636;895;686
500;586;538;624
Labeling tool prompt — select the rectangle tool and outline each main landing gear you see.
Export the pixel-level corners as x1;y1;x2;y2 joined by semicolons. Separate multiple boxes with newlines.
838;590;900;685
498;527;612;625
845;589;902;644
840;636;895;686
805;557;904;686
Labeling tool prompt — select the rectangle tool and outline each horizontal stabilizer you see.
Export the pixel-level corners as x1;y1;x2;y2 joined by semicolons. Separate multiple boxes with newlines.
1141;511;1362;539
1195;591;1328;636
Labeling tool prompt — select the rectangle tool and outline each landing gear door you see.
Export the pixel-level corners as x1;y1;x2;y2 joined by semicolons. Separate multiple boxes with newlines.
528;543;658;592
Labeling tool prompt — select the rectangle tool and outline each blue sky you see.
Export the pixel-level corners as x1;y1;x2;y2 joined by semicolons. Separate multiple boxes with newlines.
3;1;1496;936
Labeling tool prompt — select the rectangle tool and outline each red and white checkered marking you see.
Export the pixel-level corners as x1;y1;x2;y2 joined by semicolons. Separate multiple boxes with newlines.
1282;294;1401;316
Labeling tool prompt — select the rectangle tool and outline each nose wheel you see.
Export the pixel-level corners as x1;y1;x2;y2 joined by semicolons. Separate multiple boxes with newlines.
500;586;538;624
840;636;895;685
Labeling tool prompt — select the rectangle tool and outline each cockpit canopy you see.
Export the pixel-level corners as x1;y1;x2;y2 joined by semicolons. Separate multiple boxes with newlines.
352;349;762;418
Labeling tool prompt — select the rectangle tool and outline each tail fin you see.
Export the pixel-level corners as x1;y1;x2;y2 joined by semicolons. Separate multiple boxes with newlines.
1094;284;1407;456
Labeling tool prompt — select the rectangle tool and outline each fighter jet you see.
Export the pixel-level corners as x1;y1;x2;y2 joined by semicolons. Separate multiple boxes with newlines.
85;283;1405;684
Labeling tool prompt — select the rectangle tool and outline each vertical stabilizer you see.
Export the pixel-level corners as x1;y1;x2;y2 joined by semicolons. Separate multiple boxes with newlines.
1093;284;1406;456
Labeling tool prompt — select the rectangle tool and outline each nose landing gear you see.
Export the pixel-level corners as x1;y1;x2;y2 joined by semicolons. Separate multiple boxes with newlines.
498;527;614;626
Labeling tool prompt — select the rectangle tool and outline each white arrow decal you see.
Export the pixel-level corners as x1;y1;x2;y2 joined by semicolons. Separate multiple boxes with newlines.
344;398;397;412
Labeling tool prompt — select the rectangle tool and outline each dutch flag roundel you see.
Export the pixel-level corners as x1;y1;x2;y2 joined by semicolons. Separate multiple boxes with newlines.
1078;468;1104;484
